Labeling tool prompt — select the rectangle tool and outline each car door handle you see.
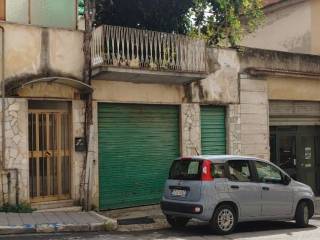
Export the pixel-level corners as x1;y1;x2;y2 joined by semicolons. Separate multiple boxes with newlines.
231;185;239;189
262;186;270;191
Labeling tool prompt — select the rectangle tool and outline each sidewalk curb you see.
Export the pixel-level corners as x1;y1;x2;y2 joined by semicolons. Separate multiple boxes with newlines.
0;212;118;235
90;211;118;231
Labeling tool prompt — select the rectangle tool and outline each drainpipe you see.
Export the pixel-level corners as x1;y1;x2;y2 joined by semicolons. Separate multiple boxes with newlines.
0;26;19;206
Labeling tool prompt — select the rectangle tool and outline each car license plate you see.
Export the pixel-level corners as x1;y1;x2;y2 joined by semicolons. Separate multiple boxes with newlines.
171;189;186;197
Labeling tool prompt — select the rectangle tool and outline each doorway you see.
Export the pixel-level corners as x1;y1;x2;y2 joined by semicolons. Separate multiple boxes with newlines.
270;126;320;195
28;101;71;202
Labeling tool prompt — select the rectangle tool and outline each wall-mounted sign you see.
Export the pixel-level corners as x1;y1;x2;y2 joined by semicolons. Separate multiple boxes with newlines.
305;147;312;160
75;137;87;152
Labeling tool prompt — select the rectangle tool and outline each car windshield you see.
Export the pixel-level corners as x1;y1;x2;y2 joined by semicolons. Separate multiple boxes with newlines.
169;160;202;180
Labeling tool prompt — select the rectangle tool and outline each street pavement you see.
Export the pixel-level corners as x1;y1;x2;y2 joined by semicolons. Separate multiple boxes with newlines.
1;217;320;240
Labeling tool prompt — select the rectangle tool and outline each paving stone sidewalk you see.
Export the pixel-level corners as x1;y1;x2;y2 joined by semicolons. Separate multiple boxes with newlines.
0;211;117;235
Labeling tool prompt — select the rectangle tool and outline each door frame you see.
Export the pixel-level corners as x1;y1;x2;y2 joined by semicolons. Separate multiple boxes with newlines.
28;107;72;203
270;126;320;195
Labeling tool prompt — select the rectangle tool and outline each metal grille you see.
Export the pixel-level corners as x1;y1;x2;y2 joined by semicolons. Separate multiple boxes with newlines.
29;110;71;202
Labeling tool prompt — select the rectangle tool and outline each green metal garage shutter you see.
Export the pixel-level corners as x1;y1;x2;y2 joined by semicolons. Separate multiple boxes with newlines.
98;104;180;210
201;106;226;155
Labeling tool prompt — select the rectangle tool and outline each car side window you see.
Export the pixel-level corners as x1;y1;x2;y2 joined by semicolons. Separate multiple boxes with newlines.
227;160;252;182
211;163;226;178
255;161;283;184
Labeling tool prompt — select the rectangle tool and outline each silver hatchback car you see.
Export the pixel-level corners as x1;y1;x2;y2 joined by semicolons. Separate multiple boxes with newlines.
161;155;315;235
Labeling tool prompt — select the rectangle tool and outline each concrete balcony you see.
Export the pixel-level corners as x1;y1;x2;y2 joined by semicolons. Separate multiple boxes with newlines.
91;25;207;84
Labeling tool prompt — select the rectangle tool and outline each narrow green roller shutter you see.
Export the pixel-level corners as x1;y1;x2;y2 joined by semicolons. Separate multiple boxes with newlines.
98;103;180;210
201;106;226;155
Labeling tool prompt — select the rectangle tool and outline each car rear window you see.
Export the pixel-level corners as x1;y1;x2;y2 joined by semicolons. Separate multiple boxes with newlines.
169;160;202;180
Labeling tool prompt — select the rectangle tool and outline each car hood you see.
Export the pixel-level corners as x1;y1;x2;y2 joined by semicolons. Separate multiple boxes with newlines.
291;180;313;192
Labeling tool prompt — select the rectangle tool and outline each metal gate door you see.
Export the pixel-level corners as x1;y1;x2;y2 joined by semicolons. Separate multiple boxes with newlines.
28;110;71;202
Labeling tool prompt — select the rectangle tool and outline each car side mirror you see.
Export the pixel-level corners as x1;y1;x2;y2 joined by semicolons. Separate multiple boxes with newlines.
283;175;291;185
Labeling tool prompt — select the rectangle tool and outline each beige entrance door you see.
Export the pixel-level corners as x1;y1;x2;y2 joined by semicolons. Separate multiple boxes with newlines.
29;110;71;202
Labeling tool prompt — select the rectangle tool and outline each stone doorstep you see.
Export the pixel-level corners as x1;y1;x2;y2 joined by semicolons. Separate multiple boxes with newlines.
0;212;117;235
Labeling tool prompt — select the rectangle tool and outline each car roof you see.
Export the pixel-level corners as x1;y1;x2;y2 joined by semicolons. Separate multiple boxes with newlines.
179;155;265;163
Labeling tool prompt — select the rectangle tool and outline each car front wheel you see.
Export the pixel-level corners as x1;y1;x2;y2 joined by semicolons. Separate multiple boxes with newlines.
295;201;310;227
166;215;189;228
210;204;237;235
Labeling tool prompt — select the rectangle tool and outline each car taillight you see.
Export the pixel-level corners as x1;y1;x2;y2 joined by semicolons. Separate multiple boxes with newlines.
201;160;213;181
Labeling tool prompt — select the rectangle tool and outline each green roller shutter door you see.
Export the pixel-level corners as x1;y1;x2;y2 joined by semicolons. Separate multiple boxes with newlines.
98;103;180;210
201;106;226;155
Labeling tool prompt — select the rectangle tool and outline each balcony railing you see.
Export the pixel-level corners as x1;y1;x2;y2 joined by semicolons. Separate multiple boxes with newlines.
91;25;207;73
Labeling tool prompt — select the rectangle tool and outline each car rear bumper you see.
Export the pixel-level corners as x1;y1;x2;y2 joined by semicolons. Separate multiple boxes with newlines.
161;201;203;214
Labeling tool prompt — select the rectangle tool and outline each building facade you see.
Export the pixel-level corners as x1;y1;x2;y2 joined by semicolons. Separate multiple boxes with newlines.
0;1;319;211
241;0;320;196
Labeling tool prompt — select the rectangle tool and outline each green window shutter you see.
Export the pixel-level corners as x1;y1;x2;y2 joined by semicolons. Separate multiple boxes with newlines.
201;106;226;155
98;104;180;210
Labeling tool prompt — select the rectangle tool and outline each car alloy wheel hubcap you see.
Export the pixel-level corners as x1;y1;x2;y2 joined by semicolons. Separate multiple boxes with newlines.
218;209;234;231
303;206;309;223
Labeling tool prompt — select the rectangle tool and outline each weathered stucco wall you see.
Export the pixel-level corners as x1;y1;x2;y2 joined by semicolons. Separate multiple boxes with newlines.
310;0;320;56
241;0;314;54
189;48;239;104
227;105;241;155
71;100;86;203
90;101;99;209
0;22;84;87
268;77;320;101
18;82;77;99
48;28;84;79
92;80;185;104
0;98;28;205
239;47;320;74
240;75;270;160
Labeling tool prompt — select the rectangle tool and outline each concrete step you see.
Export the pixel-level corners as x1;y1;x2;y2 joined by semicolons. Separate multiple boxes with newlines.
35;206;82;213
32;200;75;211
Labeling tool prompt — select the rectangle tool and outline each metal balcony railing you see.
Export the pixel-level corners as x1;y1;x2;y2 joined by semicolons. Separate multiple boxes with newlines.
91;25;207;73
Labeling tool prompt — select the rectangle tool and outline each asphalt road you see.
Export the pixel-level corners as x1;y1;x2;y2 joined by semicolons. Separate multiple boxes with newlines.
1;217;320;240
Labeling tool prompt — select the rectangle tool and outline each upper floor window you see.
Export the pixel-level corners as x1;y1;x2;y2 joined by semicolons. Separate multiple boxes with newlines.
2;0;77;29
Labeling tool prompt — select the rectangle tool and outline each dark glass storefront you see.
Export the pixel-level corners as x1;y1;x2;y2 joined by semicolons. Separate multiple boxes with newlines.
270;126;320;195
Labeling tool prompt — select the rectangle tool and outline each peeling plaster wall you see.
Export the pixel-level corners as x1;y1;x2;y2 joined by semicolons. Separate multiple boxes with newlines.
189;48;239;104
0;98;28;205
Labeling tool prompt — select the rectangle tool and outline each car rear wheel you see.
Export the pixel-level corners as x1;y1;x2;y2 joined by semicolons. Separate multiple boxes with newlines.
166;215;189;228
210;204;237;235
295;201;310;227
